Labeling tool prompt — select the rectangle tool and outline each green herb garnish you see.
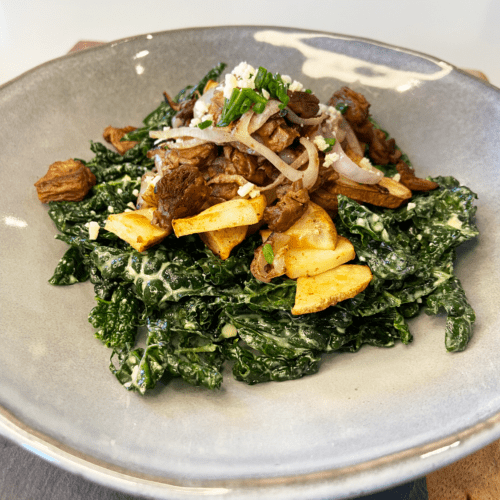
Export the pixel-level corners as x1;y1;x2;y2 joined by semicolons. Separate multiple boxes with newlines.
262;243;275;264
198;120;213;129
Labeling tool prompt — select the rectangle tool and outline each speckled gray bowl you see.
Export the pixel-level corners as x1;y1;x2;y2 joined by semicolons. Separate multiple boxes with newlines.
1;26;499;500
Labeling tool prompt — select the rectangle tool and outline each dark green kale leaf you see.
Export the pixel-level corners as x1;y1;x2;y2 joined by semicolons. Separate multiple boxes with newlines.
425;276;476;352
110;302;225;394
49;245;90;285
225;341;321;385
89;243;219;307
89;286;143;349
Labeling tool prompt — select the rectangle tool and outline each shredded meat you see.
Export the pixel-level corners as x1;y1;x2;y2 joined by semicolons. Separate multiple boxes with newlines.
286;90;320;118
34;159;96;203
103;125;138;155
263;187;310;232
152;165;210;231
329;87;401;165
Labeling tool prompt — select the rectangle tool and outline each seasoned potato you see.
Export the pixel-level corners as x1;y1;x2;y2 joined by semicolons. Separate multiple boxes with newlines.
200;225;248;260
292;264;372;315
172;195;266;237
285;236;356;279
284;202;337;250
104;208;170;252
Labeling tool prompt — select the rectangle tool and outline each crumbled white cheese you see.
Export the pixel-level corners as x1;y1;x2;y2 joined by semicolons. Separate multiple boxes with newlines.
262;88;270;100
392;173;401;182
407;202;416;210
117;188;123;194
447;214;463;229
416;234;422;240
193;98;209;119
323;152;340;168
249;189;261;199
289;80;304;92
88;221;100;240
281;74;292;85
359;157;373;171
221;323;238;338
313;135;328;151
238;182;256;197
127;202;136;210
107;206;114;213
132;189;139;197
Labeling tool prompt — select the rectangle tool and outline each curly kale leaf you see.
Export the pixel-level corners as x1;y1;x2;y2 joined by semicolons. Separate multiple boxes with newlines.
425;276;476;352
49;246;90;285
90;243;219;306
225;341;321;385
89;286;143;349
110;302;225;394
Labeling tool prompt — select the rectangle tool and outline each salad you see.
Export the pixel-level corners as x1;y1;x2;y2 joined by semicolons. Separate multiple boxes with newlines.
34;62;479;395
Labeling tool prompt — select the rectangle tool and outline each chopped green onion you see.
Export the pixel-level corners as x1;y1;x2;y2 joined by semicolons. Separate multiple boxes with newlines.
198;120;213;129
335;102;349;114
263;243;275;264
217;65;291;126
324;137;336;152
305;89;312;94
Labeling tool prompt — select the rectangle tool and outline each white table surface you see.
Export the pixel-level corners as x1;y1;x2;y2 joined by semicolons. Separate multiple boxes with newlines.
1;0;499;89
0;2;498;499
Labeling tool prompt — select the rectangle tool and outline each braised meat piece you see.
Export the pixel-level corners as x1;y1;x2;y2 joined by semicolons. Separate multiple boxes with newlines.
329;87;401;165
287;90;320;118
329;87;370;126
263;188;310;232
149;143;218;175
34;159;96;203
254;117;299;153
103;125;138;155
163;91;197;127
152;165;210;231
396;160;439;191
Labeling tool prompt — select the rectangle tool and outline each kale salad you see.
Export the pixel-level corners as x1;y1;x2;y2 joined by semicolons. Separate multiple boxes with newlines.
36;62;479;395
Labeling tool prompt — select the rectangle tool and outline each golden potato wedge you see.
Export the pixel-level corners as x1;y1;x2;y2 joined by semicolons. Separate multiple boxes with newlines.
284;202;337;250
172;195;266;237
104;208;170;252
199;225;248;260
285;236;356;279
292;264;372;315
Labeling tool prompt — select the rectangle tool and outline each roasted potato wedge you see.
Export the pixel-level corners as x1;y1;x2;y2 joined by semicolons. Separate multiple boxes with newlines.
284;201;337;250
292;264;372;315
199;225;248;260
172;195;266;237
285;236;356;279
104;208;170;252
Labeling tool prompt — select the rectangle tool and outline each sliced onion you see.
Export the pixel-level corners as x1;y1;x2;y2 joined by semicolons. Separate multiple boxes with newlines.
232;111;304;182
149;111;305;183
299;137;320;190
248;100;281;134
150;126;234;144
285;108;327;126
331;141;383;185
164;138;210;149
208;174;249;186
340;118;363;157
